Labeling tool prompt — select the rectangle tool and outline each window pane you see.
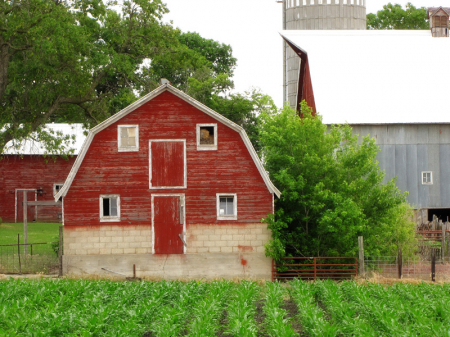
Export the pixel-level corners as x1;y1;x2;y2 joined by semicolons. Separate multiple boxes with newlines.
226;197;234;215
128;127;135;138
219;198;227;215
103;198;110;216
128;136;136;147
121;127;129;147
110;198;117;217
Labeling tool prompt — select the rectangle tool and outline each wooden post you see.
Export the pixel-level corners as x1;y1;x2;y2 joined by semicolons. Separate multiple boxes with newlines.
442;221;446;262
431;249;436;282
314;257;317;281
358;236;364;276
23;191;28;255
58;226;63;277
17;234;21;274
398;248;402;279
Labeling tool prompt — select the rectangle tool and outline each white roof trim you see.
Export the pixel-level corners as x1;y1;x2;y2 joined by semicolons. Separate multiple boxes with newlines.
55;84;280;201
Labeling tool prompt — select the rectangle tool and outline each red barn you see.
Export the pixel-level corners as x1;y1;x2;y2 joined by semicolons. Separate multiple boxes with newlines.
56;84;280;280
0;124;84;223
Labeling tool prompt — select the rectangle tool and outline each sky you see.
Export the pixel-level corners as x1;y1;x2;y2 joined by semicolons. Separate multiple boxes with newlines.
161;0;444;114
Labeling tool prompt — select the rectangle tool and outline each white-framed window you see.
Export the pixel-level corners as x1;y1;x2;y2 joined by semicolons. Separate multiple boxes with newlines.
422;171;433;185
100;195;120;222
197;124;217;151
118;125;139;152
216;193;237;220
53;183;64;196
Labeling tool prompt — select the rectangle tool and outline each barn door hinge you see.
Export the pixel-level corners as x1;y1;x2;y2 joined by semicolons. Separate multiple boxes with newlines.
178;233;187;247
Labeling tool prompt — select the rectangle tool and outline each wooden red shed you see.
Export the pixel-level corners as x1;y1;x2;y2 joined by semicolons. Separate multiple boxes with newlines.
0;124;84;223
56;84;280;280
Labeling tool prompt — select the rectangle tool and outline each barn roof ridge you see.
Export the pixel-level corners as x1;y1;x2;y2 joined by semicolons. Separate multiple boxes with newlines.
55;84;280;201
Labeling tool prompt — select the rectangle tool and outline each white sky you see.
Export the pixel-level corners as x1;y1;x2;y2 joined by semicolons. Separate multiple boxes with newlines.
162;1;444;111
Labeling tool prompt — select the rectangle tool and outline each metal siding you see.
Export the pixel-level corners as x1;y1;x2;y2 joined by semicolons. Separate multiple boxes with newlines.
405;125;418;145
439;125;450;144
439;144;450;207
378;145;395;185
405;145;419;207
394;145;407;192
154;196;182;254
428;144;441;207
417;144;429;208
417;126;429;144
151;141;184;187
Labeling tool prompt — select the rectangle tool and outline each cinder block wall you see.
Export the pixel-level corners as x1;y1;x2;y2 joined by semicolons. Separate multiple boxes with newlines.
63;223;272;280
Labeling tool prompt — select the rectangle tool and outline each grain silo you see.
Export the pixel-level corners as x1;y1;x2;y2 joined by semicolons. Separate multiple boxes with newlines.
281;0;367;109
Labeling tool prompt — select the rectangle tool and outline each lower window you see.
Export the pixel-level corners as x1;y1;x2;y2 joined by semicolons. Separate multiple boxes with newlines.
100;195;120;222
217;193;237;220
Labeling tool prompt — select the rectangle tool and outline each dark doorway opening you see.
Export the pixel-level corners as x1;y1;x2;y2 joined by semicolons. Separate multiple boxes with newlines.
428;208;450;222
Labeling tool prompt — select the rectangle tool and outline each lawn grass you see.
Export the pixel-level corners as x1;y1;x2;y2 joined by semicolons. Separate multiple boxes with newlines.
0;223;60;245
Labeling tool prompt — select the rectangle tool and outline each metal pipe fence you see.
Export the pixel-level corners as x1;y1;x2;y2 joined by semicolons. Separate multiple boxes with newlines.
365;256;450;282
0;242;59;274
272;257;358;281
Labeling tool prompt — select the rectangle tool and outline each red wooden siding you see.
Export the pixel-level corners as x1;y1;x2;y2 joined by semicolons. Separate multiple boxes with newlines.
151;141;185;188
0;155;76;223
153;195;183;254
64;91;273;226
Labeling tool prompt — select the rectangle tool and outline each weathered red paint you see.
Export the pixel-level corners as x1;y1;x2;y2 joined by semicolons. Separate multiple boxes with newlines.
241;258;248;266
0;155;76;222
153;195;183;254
238;245;254;253
151;141;184;187
64;91;273;228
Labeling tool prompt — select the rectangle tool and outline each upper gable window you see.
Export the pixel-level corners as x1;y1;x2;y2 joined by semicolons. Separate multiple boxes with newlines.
118;125;139;152
197;124;217;151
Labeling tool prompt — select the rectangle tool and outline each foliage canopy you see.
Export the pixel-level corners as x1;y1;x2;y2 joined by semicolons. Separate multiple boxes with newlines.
261;102;415;260
0;0;268;156
367;3;428;30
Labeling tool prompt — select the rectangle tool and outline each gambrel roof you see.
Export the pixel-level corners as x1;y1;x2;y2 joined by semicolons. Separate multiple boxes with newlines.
55;84;281;200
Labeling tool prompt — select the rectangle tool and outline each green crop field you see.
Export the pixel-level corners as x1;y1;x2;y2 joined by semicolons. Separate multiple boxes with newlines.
0;223;60;245
0;279;449;336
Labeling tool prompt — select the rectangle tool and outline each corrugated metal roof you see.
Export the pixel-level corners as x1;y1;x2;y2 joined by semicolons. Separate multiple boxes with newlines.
281;30;450;124
3;123;86;155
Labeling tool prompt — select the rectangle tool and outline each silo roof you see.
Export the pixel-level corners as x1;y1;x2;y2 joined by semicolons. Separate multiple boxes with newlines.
281;30;450;124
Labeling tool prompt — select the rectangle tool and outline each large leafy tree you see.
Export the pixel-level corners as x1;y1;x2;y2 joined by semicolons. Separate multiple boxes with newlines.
0;0;176;154
367;2;428;29
261;102;414;260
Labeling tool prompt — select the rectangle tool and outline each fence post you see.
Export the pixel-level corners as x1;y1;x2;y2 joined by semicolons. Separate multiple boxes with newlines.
358;236;364;276
23;191;28;255
58;226;63;277
431;249;436;282
398;248;402;279
442;222;446;262
17;234;21;274
314;257;317;281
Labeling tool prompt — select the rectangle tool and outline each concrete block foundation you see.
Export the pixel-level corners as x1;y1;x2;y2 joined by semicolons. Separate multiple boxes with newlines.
63;223;272;280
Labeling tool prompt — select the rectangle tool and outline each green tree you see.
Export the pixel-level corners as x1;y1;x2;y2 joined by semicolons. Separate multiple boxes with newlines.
261;102;411;261
367;3;428;29
0;0;176;154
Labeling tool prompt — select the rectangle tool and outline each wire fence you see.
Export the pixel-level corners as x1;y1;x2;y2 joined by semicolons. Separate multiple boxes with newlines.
365;256;450;282
0;242;59;274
